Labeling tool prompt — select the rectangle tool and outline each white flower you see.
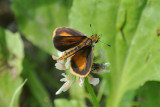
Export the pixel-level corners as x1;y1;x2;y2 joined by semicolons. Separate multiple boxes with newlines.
104;62;110;67
57;51;65;57
55;60;66;70
52;49;111;95
98;69;110;73
52;55;58;60
88;75;100;86
56;73;76;95
65;57;70;69
52;51;70;70
78;77;84;87
92;62;110;74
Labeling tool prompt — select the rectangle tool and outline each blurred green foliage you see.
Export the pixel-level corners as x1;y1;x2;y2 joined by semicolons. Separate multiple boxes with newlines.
0;28;23;107
0;0;160;107
137;81;160;107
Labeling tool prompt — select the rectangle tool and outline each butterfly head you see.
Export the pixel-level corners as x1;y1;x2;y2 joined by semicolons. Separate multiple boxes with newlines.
90;34;100;44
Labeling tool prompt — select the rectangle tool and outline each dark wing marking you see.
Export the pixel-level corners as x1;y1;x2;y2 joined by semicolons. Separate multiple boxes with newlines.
53;36;87;51
70;46;93;77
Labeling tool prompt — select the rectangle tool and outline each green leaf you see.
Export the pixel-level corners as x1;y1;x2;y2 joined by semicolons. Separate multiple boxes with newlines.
119;90;136;107
54;99;86;107
11;0;72;54
5;30;24;75
0;28;24;107
69;0;160;107
137;81;160;107
108;0;160;106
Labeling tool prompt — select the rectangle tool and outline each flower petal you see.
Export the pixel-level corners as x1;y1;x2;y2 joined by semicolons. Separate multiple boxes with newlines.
52;55;58;60
98;69;110;73
55;60;66;70
55;82;71;95
56;73;76;95
104;63;110;67
92;62;110;74
79;77;84;87
88;76;100;86
65;58;70;69
57;51;65;57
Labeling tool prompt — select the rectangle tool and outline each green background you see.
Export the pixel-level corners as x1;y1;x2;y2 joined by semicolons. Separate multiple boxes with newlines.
0;0;160;107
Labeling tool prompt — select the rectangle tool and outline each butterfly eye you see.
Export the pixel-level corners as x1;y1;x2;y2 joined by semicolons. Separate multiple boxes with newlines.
95;40;99;43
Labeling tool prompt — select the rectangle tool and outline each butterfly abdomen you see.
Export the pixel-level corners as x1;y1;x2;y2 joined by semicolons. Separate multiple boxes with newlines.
58;38;93;61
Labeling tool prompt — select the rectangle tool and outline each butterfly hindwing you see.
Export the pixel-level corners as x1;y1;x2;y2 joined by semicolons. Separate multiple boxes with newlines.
53;27;87;51
70;46;93;77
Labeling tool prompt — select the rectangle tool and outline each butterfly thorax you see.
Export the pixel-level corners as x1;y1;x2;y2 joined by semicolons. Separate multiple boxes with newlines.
90;35;100;43
58;35;99;61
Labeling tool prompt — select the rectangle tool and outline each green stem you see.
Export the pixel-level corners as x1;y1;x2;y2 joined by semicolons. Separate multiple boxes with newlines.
10;79;27;107
97;79;106;102
85;78;100;107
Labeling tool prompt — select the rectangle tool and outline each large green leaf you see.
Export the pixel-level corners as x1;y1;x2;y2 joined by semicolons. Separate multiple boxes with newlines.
0;28;24;107
137;81;160;107
11;0;72;54
69;0;160;107
109;0;160;106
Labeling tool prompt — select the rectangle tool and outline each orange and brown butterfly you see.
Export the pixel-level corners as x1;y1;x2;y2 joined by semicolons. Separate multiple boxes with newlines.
52;27;100;77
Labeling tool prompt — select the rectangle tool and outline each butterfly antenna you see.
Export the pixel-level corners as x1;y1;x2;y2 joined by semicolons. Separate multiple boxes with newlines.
99;40;111;47
90;24;110;47
90;24;94;36
99;34;102;38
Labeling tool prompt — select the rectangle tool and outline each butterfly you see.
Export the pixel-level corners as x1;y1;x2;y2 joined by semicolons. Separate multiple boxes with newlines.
53;27;99;77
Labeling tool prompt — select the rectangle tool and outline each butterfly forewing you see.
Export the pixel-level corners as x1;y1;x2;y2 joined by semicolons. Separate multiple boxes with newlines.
53;27;87;51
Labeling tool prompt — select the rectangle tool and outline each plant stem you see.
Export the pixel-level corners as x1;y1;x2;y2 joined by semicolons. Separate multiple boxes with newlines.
85;78;100;107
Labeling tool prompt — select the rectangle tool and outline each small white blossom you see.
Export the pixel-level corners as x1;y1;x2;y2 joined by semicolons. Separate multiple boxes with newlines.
97;69;110;73
65;58;70;69
57;51;65;57
98;62;110;73
78;77;84;87
52;49;111;95
55;60;66;70
88;75;100;86
93;62;110;74
56;73;76;95
52;55;58;60
52;51;68;70
52;51;65;60
104;63;110;67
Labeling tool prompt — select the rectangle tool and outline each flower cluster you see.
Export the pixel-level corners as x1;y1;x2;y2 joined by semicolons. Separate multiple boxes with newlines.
52;51;110;95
